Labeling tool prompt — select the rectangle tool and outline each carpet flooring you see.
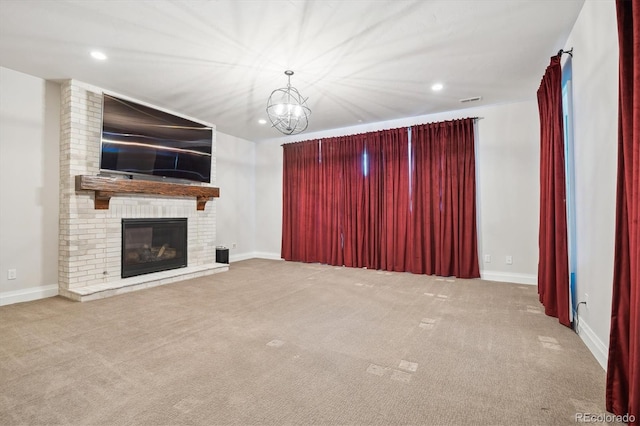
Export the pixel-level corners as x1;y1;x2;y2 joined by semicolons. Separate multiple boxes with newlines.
0;259;616;425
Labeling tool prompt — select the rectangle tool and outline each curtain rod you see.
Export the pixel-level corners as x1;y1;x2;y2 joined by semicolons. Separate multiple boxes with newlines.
280;117;484;146
557;48;573;58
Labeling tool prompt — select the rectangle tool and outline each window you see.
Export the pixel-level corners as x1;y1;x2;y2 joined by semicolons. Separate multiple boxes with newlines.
562;57;577;322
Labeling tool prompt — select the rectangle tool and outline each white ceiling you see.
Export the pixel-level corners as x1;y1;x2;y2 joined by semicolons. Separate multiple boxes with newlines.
0;0;584;142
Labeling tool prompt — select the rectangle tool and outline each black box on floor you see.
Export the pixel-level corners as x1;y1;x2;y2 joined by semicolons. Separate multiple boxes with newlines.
216;247;229;264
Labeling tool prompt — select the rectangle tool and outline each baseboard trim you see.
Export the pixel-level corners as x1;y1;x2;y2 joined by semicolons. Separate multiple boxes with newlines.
251;252;283;261
480;270;537;285
0;284;59;306
228;252;282;262
576;315;608;370
229;259;537;281
229;252;258;262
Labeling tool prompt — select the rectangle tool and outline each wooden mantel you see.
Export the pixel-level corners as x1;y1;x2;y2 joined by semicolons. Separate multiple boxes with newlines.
75;175;220;210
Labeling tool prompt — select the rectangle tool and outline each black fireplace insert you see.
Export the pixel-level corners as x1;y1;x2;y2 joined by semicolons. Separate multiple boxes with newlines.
121;218;187;278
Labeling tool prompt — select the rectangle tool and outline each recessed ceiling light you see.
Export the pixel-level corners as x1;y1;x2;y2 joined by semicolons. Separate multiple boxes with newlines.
258;119;267;125
431;83;444;92
90;51;107;60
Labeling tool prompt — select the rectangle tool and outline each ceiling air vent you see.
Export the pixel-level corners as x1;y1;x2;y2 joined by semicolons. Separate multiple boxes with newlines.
460;96;482;103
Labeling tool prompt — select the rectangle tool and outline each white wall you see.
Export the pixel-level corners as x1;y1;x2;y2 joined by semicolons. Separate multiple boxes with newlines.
255;99;541;283
216;132;256;261
564;0;618;369
254;136;284;260
474;101;540;283
0;67;60;305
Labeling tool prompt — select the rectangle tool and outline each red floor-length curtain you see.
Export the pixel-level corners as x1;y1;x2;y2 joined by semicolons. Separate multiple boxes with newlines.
537;55;571;328
606;1;640;423
409;119;480;278
367;128;411;271
282;122;478;279
318;134;368;267
316;137;344;266
281;140;321;262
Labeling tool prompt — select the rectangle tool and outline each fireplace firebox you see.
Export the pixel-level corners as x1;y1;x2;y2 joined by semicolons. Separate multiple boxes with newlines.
121;218;187;278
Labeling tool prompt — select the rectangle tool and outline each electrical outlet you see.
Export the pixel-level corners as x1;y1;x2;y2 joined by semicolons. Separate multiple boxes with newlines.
484;254;491;263
7;269;17;280
506;255;513;265
584;293;589;306
232;243;237;249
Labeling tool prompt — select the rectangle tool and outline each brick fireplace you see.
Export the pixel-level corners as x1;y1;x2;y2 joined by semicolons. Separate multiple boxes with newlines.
58;80;227;302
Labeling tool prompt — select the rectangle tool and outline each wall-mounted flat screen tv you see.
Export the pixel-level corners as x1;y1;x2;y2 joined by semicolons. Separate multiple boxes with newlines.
100;94;213;183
